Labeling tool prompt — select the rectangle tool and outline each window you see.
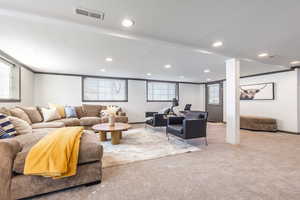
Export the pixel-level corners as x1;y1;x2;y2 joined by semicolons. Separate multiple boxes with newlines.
0;58;20;102
147;81;178;102
208;84;220;105
82;77;128;102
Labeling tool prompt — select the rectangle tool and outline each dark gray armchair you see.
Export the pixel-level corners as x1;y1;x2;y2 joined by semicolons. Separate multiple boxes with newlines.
166;111;208;144
145;111;169;127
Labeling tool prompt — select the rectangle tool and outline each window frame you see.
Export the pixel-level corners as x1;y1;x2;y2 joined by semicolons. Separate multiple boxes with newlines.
146;80;179;102
0;57;21;103
81;76;128;102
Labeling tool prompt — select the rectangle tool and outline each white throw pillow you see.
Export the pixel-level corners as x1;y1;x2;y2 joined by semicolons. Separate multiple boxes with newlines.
8;116;32;135
41;108;61;122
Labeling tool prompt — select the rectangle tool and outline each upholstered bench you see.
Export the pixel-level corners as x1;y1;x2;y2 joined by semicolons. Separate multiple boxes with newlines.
240;116;277;132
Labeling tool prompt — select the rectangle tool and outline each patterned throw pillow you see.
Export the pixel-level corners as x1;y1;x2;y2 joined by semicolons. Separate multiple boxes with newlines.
0;127;6;136
65;106;77;118
0;114;17;137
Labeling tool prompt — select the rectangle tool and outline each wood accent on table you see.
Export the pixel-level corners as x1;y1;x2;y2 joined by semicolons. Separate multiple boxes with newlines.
92;123;131;145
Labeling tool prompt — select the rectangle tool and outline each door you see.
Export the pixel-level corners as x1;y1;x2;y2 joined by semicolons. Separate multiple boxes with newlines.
206;82;223;122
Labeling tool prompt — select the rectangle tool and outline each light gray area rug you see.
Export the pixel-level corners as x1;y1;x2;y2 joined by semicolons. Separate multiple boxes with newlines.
100;127;200;168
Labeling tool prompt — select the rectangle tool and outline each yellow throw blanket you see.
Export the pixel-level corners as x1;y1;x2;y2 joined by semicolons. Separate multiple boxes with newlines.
24;127;84;179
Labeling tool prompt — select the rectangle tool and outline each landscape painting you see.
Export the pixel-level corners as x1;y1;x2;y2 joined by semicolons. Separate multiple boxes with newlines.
240;82;274;100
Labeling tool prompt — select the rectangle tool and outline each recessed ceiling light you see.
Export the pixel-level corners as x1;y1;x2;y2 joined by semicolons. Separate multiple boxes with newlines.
197;50;213;54
164;64;172;69
290;61;300;65
212;41;223;48
147;73;152;76
258;53;269;58
242;58;254;62
105;57;113;62
204;69;210;73
100;69;106;72
206;78;211;81
122;18;134;27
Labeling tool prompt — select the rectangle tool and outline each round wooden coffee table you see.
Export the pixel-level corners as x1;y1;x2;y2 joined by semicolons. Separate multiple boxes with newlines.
92;123;131;145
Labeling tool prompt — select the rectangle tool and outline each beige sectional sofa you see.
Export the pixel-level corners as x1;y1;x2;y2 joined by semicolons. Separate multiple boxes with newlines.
0;104;128;200
1;104;128;130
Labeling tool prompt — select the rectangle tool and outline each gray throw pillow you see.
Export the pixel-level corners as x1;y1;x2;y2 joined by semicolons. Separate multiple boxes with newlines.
65;106;78;118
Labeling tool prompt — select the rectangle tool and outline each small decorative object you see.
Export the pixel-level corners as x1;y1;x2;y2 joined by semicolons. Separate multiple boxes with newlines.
106;106;120;126
240;82;274;100
108;114;116;127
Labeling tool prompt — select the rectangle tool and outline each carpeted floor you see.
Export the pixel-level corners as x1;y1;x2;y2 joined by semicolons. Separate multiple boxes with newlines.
35;123;300;200
101;126;200;168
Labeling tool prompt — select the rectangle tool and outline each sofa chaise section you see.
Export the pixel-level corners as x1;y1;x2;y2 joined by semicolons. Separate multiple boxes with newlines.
0;131;103;200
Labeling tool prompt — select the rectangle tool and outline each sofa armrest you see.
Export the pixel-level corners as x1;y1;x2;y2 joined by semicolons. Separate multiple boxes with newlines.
145;112;158;118
0;139;22;200
167;116;185;125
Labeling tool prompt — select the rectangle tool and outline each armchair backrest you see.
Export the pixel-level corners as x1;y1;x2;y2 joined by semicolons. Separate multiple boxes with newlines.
185;111;208;121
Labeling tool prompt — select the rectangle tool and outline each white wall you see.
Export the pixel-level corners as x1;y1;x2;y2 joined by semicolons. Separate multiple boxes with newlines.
0;67;34;107
224;70;299;133
34;74;205;122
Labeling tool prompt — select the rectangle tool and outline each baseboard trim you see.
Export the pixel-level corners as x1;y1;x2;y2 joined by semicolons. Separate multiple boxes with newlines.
278;130;300;135
129;122;145;124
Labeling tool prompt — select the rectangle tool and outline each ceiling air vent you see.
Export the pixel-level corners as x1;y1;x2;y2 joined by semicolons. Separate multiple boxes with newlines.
75;8;104;21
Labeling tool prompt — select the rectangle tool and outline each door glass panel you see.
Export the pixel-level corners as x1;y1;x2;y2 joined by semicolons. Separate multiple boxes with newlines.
208;84;220;105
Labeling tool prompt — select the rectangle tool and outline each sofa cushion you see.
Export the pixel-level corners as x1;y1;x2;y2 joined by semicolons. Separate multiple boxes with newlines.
75;106;86;119
8;116;32;135
82;104;102;117
80;117;101;126
241;116;276;124
0;107;11;116
167;125;183;134
10;108;32;125
18;107;43;123
31;122;65;129
54;118;80;126
101;116;128;123
48;103;66;118
13;131;102;174
12;129;52;149
41;108;61;122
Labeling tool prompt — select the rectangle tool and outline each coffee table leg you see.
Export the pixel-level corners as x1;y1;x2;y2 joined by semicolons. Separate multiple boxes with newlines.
99;131;107;141
111;131;121;145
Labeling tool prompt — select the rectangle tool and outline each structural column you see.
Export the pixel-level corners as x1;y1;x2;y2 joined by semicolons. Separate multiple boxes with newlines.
226;58;240;144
